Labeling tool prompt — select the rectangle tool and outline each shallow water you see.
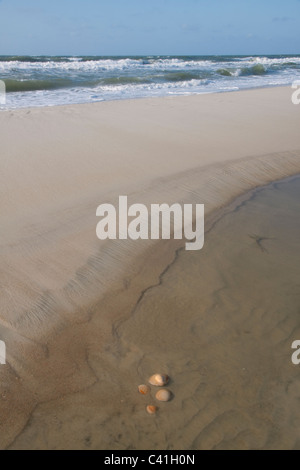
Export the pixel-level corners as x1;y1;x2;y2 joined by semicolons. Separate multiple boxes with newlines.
116;175;300;450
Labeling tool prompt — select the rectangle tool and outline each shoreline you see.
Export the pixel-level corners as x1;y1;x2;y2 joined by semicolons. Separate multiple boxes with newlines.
0;86;300;448
0;82;297;112
0;82;295;112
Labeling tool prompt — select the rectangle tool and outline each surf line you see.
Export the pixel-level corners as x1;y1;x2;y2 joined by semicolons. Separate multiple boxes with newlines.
96;196;204;251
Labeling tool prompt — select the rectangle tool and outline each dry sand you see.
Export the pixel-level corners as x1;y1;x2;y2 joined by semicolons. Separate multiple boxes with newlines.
0;87;300;449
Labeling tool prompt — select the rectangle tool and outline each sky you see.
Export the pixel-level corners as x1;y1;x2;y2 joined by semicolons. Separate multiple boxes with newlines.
0;0;299;56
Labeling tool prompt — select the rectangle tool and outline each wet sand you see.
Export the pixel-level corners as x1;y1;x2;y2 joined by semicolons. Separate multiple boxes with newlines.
116;175;300;450
0;87;300;449
4;175;300;450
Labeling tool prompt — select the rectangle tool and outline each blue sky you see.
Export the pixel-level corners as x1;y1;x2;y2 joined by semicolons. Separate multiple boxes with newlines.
0;0;299;56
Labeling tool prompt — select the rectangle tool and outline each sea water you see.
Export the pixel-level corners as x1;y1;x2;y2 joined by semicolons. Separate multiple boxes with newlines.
1;55;300;109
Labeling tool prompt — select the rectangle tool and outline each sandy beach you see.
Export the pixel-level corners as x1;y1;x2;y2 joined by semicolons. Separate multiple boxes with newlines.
0;86;300;449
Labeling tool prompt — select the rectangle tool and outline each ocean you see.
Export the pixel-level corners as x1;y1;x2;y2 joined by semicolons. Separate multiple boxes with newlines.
1;55;300;109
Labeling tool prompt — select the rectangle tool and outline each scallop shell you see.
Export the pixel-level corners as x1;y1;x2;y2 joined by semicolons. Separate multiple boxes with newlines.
138;384;150;395
148;374;169;387
146;405;158;415
155;389;172;402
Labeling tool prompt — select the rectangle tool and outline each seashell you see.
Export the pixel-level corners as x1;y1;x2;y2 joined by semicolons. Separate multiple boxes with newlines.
146;405;158;415
138;384;150;395
148;374;169;387
155;389;172;402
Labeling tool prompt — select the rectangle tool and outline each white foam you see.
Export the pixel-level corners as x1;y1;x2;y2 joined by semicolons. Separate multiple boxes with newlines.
2;56;300;109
